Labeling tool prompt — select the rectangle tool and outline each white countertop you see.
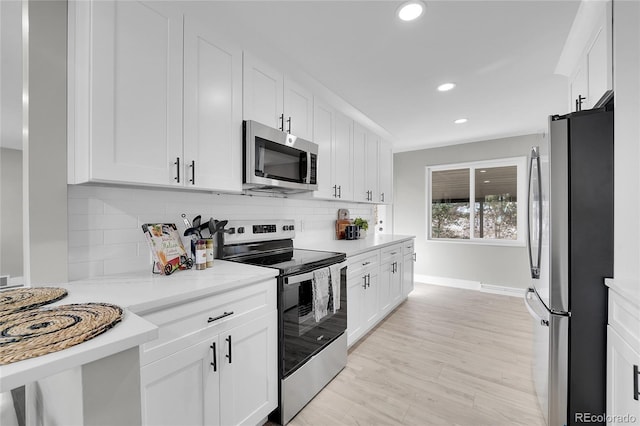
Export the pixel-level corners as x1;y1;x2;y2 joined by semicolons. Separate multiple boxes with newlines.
605;278;640;308
0;261;278;392
298;234;415;257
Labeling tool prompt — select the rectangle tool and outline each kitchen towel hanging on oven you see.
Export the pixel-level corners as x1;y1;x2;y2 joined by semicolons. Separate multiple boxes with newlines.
312;268;331;322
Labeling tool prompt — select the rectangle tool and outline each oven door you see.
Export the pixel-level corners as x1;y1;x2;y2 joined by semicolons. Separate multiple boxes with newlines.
280;263;347;377
244;120;318;191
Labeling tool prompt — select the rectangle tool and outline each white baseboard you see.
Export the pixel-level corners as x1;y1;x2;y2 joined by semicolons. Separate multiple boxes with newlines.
414;274;526;298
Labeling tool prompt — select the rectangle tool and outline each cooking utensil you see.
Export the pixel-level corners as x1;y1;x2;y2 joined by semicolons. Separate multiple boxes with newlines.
192;215;201;231
181;214;192;229
209;219;228;237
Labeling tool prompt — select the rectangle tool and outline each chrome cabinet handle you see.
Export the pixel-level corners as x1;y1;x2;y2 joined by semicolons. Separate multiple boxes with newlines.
174;157;180;183
381;192;385;202
279;114;285;131
208;311;234;323
287;116;292;134
338;186;342;198
362;275;367;289
333;185;337;198
210;342;217;371
226;335;232;363
362;261;371;266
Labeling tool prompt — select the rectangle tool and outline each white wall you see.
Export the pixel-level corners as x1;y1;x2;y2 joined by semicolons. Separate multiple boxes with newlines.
393;133;543;290
67;185;374;281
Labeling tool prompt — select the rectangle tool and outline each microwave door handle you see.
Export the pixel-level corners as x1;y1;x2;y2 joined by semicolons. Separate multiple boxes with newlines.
300;152;308;183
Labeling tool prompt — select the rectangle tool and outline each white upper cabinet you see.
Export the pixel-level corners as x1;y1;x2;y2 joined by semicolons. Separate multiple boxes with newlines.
242;53;284;130
333;111;354;201
243;53;313;140
86;1;184;186
312;100;354;200
378;140;393;204
567;0;612;112
183;15;242;192
312;99;335;199
68;1;243;192
352;123;380;203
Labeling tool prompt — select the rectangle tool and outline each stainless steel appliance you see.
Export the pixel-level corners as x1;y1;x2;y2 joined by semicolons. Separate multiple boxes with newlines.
219;219;347;425
525;102;613;426
243;120;318;193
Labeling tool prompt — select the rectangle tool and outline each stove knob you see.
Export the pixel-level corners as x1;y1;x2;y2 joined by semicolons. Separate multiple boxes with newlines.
237;227;245;234
228;227;236;235
282;225;289;231
289;225;295;231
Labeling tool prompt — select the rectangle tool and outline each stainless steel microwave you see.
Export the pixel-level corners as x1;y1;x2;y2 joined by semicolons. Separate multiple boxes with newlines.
243;120;318;192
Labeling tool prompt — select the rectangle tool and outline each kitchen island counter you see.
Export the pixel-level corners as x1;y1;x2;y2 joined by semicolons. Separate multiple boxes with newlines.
0;260;278;393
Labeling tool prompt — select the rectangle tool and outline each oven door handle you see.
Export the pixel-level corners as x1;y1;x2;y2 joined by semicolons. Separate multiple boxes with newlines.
284;261;347;286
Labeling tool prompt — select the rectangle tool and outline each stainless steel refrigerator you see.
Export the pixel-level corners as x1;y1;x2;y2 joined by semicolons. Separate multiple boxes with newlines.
524;104;613;426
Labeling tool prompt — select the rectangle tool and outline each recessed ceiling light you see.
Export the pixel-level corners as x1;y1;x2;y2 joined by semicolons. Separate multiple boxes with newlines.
454;118;468;124
397;1;425;21
437;83;456;92
484;180;491;184
479;170;487;173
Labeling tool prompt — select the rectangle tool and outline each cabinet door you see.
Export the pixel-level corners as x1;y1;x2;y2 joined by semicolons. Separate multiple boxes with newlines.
607;326;640;425
352;123;368;202
402;252;415;297
347;273;366;346
242;53;284;130
140;338;219;426
363;271;380;328
569;58;588;112
378;140;393;204
365;132;379;203
219;311;277;426
390;259;402;308
379;261;392;314
334;112;354;200
183;18;242;192
283;77;313;140
91;1;183;185
313;99;335;199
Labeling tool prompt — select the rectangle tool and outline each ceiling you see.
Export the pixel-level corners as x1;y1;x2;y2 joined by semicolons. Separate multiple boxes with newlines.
186;0;580;152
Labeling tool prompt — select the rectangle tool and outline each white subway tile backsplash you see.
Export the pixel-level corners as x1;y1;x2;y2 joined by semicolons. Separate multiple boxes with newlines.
67;185;375;280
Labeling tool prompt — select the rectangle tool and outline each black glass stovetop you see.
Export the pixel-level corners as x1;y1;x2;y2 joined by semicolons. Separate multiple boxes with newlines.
223;240;345;275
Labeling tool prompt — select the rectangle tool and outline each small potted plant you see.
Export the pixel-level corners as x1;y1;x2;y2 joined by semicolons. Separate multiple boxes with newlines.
352;217;369;239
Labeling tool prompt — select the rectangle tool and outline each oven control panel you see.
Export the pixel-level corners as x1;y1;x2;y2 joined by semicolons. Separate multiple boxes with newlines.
222;219;296;244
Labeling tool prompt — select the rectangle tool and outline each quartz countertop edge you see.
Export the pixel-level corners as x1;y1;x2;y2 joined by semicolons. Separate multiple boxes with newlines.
0;261;279;391
605;278;640;308
0;311;157;393
298;234;415;257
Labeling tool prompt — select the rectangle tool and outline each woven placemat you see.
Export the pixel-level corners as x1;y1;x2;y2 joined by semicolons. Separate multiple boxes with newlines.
0;303;123;365
0;287;68;316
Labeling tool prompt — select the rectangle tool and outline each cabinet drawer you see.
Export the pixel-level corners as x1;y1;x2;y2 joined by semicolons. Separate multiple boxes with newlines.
402;240;415;256
140;279;276;365
380;244;402;263
347;251;379;279
609;289;640;354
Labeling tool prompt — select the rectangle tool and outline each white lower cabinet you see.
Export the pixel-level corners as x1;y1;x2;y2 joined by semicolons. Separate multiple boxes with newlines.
141;338;219;426
607;285;640;425
607;326;640;425
346;239;415;347
140;280;277;426
402;240;415;297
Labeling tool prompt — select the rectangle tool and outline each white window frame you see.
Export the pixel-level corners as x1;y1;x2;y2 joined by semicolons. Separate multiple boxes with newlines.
425;156;527;247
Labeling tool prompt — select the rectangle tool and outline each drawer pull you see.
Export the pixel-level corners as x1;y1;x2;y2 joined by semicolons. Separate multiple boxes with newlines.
634;365;639;401
362;261;371;266
390;251;397;255
208;311;234;323
226;335;232;363
210;342;217;372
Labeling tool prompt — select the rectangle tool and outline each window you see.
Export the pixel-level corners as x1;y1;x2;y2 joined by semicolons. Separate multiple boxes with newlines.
427;157;526;245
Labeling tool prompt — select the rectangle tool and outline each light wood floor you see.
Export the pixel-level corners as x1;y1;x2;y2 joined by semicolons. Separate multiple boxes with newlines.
288;282;545;426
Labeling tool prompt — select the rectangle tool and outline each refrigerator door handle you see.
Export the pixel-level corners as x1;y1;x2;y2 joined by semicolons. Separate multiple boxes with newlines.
524;289;549;327
527;147;543;279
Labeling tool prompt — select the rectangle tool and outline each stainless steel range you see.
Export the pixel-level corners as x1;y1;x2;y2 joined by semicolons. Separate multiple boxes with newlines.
218;219;347;425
